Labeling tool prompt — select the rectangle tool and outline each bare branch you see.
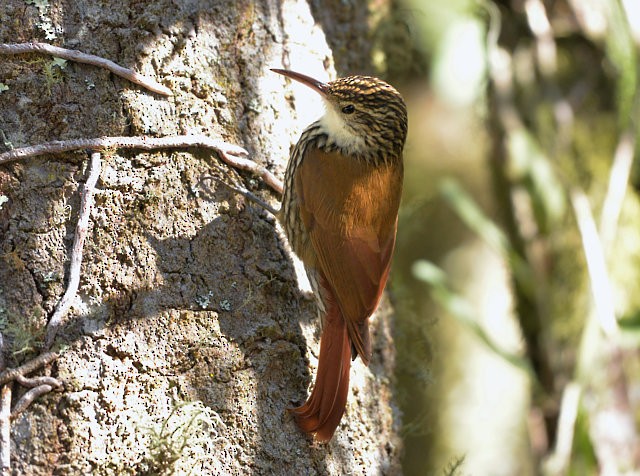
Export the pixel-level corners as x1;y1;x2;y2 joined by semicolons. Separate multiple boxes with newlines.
0;334;6;476
524;0;557;76
0;333;63;468
543;382;581;474
10;385;54;420
0;135;283;194
44;152;101;348
600;131;635;249
0;385;10;475
0;352;58;387
14;375;61;389
0;42;172;96
571;190;618;336
206;176;280;215
0;334;5;375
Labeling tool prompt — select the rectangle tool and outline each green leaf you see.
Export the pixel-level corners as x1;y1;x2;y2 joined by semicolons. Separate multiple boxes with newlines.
604;0;637;128
411;260;447;287
507;128;566;233
412;259;532;373
439;177;535;294
617;310;640;343
439;177;507;251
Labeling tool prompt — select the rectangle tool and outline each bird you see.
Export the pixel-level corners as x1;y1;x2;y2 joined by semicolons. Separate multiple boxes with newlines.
271;68;408;441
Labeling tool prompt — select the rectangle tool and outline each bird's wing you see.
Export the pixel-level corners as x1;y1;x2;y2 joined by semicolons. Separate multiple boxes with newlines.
295;147;402;363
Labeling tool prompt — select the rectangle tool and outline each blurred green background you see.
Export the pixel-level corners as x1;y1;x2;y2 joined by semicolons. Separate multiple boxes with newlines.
378;0;640;474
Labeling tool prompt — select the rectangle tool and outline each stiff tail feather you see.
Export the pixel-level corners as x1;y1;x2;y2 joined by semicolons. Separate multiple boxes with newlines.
290;297;352;441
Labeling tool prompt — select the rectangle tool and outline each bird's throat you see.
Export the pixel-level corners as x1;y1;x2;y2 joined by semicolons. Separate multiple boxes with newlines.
318;107;366;156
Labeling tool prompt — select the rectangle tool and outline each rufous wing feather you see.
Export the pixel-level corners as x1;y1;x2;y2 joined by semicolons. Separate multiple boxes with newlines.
295;147;403;363
289;147;402;440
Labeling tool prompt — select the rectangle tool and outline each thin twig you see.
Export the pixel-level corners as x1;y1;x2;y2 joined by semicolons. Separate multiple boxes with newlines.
543;382;581;474
0;352;58;387
14;375;61;389
0;334;7;476
0;135;283;194
524;0;557;76
0;385;10;475
10;385;54;420
600;131;635;249
0;42;172;96
0;334;4;375
571;190;618;336
45;152;101;349
205;176;280;215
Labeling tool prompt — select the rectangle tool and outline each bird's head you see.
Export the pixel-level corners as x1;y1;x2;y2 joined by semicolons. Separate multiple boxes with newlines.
272;69;407;160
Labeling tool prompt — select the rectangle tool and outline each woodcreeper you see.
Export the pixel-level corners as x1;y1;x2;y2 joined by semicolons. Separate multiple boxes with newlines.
272;68;407;441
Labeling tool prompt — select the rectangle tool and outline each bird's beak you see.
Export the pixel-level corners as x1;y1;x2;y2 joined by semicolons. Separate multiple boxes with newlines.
271;69;328;96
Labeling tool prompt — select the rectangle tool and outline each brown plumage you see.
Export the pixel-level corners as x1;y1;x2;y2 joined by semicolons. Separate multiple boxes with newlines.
272;68;407;441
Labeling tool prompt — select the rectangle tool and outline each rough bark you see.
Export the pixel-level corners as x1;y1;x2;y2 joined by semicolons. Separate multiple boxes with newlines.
0;1;401;474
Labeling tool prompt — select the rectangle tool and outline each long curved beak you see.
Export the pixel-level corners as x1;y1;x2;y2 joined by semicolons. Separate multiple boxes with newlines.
271;69;328;95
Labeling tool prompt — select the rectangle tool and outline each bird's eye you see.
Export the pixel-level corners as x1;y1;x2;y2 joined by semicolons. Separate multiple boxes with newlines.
341;104;355;114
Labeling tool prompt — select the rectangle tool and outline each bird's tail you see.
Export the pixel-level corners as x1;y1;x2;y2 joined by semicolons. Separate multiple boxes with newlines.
290;288;351;442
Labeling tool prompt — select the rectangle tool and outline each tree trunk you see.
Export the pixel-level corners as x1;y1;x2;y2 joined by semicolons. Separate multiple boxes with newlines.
0;1;401;474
